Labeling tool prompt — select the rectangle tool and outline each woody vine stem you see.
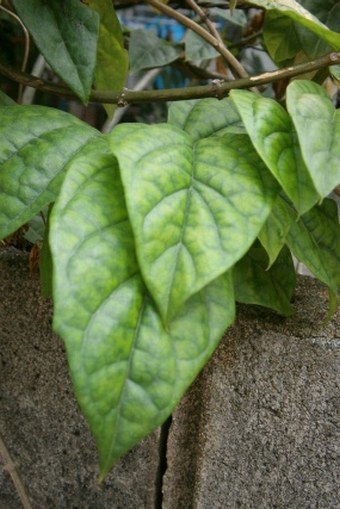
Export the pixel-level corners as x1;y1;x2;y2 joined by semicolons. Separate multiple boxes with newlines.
0;0;339;106
0;52;339;105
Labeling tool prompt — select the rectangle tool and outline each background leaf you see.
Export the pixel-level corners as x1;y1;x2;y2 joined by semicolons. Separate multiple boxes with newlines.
209;7;247;26
110;125;278;322
50;135;235;477
12;0;99;102
231;89;319;214
263;0;340;64
0;106;98;239
168;97;245;141
86;0;129;118
263;11;305;64
129;29;181;74
286;198;340;295
250;0;340;50
233;243;296;316
184;30;220;61
286;80;340;198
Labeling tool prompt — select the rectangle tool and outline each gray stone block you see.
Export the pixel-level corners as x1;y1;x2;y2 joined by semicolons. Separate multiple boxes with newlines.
0;248;160;509
163;277;340;509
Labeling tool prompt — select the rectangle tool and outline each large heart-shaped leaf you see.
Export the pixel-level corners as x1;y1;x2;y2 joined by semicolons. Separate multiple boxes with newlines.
233;243;296;316
286;80;340;198
50;135;235;477
168;98;245;141
286;198;340;294
87;0;129;118
12;0;99;102
110;125;278;322
0;105;98;239
231;89;319;214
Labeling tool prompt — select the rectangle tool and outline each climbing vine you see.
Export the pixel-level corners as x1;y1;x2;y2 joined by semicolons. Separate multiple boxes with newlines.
0;0;339;478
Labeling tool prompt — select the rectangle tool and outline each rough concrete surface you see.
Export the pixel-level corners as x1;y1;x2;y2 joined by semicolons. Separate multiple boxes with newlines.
1;247;340;509
163;277;340;509
0;248;160;509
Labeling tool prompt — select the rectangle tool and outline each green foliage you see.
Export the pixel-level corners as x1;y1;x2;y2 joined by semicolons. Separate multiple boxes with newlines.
230;89;319;214
263;0;340;64
87;0;128;117
233;243;296;316
129;29;181;73
286;80;340;197
184;30;220;61
0;106;98;239
49;136;235;476
0;0;340;479
110;124;278;322
12;0;100;102
250;0;340;51
168;97;245;139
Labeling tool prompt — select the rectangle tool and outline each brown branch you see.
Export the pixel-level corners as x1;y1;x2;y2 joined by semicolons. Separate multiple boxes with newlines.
0;52;339;105
146;0;248;78
0;433;33;509
184;0;248;78
173;57;229;80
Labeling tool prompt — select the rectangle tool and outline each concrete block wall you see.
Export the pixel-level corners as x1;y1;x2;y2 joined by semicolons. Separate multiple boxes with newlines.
0;249;160;509
1;248;339;508
163;279;340;509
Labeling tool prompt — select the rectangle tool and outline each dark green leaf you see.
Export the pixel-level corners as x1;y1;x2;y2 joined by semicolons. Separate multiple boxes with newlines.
40;210;53;298
250;0;340;50
24;213;46;244
0;106;98;239
263;12;302;64
209;7;247;26
184;30;220;61
286;198;340;294
168;98;245;141
50;135;235;477
263;0;340;64
233;243;296;316
231;89;319;214
258;195;296;268
87;0;129;118
110;125;278;322
129;29;181;74
12;0;99;102
286;80;340;198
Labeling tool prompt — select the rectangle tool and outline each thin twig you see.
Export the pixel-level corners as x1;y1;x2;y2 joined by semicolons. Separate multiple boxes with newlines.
174;57;229;80
229;30;263;50
184;0;248;78
101;68;162;132
185;0;221;42
0;4;30;103
0;433;33;509
0;52;339;104
146;0;248;78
